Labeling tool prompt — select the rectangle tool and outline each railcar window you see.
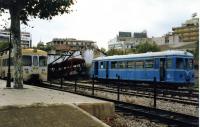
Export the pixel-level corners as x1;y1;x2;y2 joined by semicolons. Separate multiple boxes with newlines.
118;61;126;69
145;60;154;68
186;59;193;69
127;61;135;68
111;61;117;69
100;62;104;69
39;56;47;66
22;56;32;66
33;56;38;66
176;58;184;69
135;61;144;69
166;58;172;68
3;59;6;66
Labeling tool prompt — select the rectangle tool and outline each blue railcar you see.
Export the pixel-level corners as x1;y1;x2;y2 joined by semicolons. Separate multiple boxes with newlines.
91;50;195;86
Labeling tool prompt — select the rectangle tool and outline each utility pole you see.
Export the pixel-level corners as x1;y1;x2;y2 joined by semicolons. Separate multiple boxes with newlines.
6;31;11;88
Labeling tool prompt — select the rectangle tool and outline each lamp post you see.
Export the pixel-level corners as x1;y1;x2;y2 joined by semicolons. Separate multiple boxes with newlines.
6;31;11;88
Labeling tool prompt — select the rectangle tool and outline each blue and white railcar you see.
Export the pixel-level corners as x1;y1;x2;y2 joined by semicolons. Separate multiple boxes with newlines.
91;50;194;86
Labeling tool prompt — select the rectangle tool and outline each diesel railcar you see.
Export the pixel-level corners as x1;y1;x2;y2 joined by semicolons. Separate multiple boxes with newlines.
0;48;48;82
91;50;194;86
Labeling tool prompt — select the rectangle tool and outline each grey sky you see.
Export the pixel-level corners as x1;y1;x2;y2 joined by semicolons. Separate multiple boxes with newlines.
0;0;199;49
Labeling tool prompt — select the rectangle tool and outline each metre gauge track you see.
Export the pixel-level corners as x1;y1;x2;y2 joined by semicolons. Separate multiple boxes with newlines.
29;81;198;127
63;80;199;106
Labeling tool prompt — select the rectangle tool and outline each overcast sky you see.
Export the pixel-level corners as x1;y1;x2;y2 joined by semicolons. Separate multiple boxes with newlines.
0;0;199;49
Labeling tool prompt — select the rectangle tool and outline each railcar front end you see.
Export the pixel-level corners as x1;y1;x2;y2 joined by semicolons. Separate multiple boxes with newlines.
0;48;48;82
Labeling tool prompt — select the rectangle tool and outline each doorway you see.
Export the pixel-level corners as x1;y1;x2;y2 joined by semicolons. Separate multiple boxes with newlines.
94;62;98;76
160;58;166;81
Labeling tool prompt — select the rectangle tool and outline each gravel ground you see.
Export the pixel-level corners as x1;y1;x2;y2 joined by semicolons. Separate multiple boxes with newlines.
92;89;199;117
120;94;198;117
50;81;198;126
73;86;198;126
103;113;167;127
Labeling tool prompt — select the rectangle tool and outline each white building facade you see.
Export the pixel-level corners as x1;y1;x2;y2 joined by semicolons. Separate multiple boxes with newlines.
108;31;150;50
0;30;32;48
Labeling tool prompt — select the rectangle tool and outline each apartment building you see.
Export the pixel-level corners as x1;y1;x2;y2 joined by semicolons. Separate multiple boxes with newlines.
47;38;96;54
108;31;150;50
0;29;32;48
172;17;199;42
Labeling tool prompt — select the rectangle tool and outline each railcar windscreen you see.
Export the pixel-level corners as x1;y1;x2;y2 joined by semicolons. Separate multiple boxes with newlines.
166;58;173;68
33;56;38;66
185;58;193;69
22;56;32;66
176;58;184;69
39;56;47;67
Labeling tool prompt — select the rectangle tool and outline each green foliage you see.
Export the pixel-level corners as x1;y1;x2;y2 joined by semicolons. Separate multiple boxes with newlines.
107;49;125;56
36;42;54;52
107;48;136;56
100;47;106;53
45;45;55;52
37;41;44;49
107;41;160;56
135;41;160;53
0;41;9;51
0;0;74;87
0;0;74;25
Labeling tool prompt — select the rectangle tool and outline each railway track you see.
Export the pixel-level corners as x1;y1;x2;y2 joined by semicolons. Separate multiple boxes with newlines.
115;102;198;127
31;81;199;127
63;80;199;106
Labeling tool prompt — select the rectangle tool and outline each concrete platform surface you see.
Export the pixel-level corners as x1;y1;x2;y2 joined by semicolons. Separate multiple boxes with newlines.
0;80;114;127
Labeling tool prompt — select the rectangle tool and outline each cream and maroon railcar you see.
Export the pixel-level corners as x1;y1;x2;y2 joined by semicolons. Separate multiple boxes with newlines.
0;48;48;82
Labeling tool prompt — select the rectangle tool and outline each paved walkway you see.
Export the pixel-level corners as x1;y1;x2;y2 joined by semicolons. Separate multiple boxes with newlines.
0;80;114;127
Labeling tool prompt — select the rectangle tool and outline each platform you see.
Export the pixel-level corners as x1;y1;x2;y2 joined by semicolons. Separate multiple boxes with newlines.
0;80;114;127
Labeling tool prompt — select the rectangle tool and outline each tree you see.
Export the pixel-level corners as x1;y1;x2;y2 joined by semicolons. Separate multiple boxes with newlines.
100;47;106;53
107;48;125;56
37;41;45;50
0;41;9;51
135;41;160;53
37;42;54;52
0;0;74;88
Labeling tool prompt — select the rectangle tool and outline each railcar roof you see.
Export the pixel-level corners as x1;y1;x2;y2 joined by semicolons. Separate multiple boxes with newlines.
93;50;193;61
22;48;47;55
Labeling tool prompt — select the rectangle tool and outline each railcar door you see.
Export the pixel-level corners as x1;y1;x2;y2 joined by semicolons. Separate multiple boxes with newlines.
160;58;166;81
106;61;109;79
94;61;98;76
